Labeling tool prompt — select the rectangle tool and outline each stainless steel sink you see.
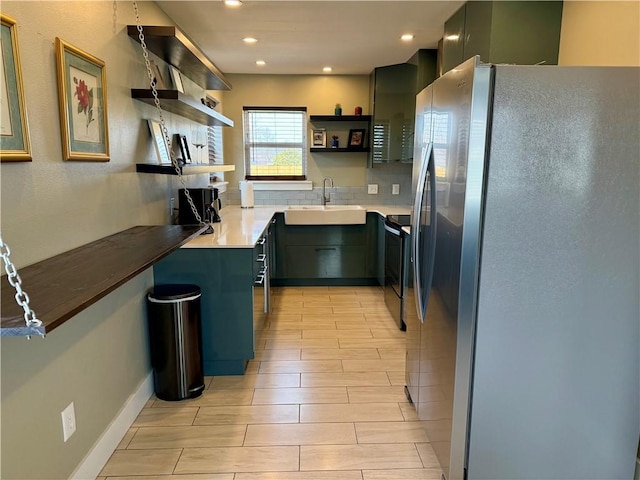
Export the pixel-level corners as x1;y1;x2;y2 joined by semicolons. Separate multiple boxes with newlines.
284;205;367;225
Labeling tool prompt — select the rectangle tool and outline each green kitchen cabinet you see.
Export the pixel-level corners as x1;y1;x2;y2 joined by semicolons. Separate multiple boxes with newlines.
153;224;270;376
377;214;386;286
408;49;439;95
442;1;563;75
274;213;379;286
369;63;417;165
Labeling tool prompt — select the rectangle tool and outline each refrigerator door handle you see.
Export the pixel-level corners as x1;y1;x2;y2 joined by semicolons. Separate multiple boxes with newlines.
412;142;433;322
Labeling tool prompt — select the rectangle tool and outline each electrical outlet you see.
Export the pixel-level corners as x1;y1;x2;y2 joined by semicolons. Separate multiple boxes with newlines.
367;184;378;194
392;184;400;195
61;402;76;442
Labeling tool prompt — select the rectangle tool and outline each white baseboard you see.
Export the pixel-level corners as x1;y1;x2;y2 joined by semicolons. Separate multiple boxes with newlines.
71;371;154;480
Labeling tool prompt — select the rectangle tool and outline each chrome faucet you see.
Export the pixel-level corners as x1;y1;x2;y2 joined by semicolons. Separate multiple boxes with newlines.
322;177;334;205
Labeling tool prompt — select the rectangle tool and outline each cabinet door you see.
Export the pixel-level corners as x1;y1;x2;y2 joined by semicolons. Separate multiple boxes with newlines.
442;4;466;74
286;245;366;278
487;1;562;66
371;63;417;164
462;1;493;63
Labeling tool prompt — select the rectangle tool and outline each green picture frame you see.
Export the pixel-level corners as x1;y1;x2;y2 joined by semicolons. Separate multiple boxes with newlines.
55;37;110;161
0;14;31;162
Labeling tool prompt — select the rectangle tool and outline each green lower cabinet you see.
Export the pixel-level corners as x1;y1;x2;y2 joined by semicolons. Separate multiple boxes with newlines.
376;214;386;286
153;247;256;376
274;212;379;286
285;245;366;278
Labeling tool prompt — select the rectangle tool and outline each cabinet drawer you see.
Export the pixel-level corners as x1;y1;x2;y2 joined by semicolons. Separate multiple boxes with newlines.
285;245;366;278
281;224;366;246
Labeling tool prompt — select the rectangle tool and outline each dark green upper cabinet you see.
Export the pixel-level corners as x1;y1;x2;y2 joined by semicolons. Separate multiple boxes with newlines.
442;4;467;75
442;1;563;75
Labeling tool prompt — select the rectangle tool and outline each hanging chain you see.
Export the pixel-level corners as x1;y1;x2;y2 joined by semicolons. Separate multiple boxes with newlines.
112;0;118;35
132;0;205;227
0;235;42;336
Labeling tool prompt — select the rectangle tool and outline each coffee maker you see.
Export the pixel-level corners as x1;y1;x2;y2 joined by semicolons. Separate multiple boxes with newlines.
178;187;221;225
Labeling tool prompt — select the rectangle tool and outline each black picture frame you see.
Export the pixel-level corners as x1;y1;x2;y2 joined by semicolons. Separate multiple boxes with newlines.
348;129;365;148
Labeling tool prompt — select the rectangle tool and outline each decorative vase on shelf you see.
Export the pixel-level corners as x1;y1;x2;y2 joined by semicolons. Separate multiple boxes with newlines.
334;103;342;116
354;106;363;115
331;135;339;148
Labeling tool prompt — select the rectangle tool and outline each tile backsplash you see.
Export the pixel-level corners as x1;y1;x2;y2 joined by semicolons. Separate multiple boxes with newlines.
222;163;413;206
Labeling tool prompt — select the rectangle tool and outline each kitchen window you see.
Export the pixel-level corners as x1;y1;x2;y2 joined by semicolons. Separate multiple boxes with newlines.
243;107;307;180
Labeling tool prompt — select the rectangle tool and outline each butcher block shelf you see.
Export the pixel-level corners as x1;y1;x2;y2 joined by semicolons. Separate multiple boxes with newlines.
0;225;206;338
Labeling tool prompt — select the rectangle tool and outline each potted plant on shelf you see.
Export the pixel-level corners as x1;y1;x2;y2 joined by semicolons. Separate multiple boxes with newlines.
334;103;342;116
331;135;339;148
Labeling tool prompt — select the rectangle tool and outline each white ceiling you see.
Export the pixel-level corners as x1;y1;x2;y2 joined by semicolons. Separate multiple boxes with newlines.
156;1;464;76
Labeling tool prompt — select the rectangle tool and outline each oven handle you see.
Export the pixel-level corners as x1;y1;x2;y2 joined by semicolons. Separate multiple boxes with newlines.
384;223;402;236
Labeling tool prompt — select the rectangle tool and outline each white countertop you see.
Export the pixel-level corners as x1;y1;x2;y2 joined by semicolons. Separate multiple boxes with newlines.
182;204;411;248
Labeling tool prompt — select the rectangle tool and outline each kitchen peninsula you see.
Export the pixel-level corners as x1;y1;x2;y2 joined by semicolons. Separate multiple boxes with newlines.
154;205;410;375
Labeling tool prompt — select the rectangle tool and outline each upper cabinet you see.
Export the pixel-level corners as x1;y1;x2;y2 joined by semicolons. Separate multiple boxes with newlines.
127;25;233;127
442;1;563;74
369;50;437;165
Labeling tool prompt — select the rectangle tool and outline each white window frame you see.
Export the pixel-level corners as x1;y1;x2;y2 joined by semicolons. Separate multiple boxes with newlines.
242;106;308;181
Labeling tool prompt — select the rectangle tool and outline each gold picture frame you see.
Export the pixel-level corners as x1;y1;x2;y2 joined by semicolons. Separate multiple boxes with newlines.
0;14;31;162
55;37;110;161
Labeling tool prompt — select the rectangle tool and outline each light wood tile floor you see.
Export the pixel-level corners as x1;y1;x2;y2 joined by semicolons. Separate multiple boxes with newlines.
99;286;442;480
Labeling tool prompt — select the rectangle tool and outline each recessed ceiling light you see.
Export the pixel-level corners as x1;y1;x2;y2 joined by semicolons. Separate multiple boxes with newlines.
256;60;266;66
323;66;332;73
401;34;414;41
224;0;242;6
243;37;258;44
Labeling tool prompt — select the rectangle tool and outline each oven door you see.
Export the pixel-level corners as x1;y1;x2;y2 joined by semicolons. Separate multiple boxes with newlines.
384;222;405;330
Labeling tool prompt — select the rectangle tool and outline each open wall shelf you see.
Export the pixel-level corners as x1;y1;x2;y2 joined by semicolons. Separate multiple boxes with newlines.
127;25;231;91
310;147;370;153
309;115;372;153
136;163;235;175
0;225;206;337
309;115;372;122
131;89;233;127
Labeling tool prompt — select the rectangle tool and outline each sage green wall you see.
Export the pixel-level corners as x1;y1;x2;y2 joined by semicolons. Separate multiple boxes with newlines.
1;275;152;479
220;74;370;187
0;2;206;478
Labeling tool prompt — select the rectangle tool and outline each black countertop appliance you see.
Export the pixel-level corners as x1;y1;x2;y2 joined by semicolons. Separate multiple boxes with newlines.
178;187;221;225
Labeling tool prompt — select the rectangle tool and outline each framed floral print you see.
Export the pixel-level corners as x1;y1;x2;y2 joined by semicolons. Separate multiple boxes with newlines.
55;38;109;161
0;14;31;162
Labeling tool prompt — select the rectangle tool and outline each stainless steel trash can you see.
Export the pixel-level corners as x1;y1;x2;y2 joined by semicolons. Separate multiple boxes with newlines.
147;284;205;401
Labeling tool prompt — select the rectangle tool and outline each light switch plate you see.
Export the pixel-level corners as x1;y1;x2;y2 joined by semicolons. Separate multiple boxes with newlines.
392;184;400;195
367;184;378;194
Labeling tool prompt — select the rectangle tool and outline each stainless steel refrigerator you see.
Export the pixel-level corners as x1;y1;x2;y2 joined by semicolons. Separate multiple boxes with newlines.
405;57;639;480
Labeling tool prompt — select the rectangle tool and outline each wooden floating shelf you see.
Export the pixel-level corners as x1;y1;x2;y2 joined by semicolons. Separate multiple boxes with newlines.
131;89;233;127
310;147;370;153
127;25;231;91
0;225;207;337
136;163;235;175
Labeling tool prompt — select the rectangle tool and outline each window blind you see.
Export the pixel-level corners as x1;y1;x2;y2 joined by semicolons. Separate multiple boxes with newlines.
243;107;307;180
207;125;223;164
